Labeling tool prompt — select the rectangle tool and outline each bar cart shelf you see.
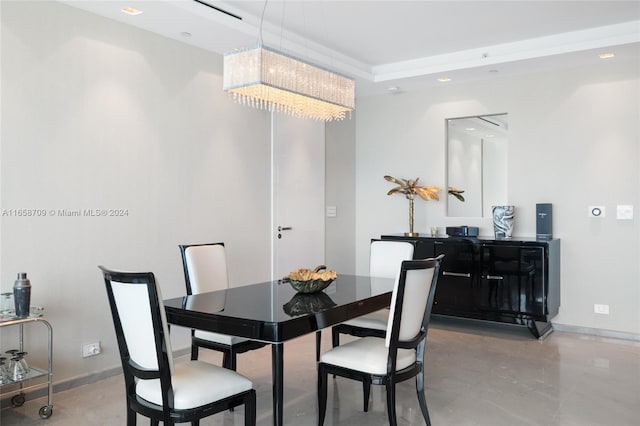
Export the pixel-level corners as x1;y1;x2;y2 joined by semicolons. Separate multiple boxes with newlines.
0;312;53;419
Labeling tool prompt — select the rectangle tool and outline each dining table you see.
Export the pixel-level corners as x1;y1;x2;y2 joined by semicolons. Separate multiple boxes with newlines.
163;274;395;426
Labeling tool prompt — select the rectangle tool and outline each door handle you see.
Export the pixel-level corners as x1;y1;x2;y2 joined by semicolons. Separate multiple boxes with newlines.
485;275;504;280
278;226;292;232
442;271;471;278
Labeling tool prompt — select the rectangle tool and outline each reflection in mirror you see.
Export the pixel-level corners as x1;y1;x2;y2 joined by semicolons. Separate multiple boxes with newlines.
446;114;508;217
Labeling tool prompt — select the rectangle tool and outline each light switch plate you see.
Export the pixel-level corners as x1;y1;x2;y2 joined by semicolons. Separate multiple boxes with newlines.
616;205;633;220
326;206;337;218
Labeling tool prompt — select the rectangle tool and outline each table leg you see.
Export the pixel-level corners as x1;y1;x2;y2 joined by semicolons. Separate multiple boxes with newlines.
272;343;284;426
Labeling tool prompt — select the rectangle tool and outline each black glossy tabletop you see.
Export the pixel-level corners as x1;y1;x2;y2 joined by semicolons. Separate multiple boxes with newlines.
163;275;394;343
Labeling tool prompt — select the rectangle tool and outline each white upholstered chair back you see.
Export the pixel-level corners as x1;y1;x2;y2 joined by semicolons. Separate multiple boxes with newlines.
184;244;229;294
385;265;436;348
369;240;415;278
110;279;174;374
369;240;414;297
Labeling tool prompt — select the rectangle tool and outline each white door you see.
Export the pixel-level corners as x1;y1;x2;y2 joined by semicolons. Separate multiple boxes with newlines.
271;114;325;280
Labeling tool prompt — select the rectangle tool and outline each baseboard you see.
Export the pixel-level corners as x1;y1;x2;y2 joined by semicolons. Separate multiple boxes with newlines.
430;315;640;342
551;323;640;342
0;347;191;409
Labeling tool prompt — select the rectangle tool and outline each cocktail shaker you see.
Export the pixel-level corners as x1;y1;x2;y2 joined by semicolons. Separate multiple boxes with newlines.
13;272;31;318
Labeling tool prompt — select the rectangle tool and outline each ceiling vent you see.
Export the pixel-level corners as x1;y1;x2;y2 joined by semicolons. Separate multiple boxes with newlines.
193;0;242;20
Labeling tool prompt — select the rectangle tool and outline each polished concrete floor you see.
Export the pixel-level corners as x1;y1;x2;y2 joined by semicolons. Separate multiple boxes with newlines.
2;318;639;425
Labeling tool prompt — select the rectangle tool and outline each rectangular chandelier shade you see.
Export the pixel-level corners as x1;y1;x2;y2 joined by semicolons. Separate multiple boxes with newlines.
223;46;355;121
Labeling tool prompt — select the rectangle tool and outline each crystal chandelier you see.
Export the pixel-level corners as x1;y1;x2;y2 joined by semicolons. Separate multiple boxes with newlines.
223;45;355;121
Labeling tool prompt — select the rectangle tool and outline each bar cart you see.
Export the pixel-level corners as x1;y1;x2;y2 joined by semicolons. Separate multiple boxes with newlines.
0;310;53;419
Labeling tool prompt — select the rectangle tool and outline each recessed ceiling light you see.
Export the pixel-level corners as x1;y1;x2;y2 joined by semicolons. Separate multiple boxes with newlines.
598;52;615;59
489;69;499;73
387;86;400;92
180;32;192;38
437;77;451;82
465;128;475;131
121;7;143;16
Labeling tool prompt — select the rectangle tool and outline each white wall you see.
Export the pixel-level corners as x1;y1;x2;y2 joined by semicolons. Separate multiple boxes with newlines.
356;60;640;335
325;117;356;274
1;1;272;382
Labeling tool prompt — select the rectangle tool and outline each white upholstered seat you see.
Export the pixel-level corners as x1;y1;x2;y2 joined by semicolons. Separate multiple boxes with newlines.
320;336;416;375
337;309;389;331
136;361;253;410
193;330;249;346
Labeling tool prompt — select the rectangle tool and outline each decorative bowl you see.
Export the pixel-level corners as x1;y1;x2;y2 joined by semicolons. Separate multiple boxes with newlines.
285;265;337;294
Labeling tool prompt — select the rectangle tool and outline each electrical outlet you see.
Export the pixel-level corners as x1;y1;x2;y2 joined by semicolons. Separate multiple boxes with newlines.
82;342;101;357
594;304;610;315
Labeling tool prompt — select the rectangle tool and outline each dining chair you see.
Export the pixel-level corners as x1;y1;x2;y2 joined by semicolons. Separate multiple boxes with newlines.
179;243;267;370
99;266;256;426
317;256;442;426
330;239;415;348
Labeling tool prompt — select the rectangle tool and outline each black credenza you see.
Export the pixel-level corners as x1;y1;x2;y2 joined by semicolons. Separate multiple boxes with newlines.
381;234;561;339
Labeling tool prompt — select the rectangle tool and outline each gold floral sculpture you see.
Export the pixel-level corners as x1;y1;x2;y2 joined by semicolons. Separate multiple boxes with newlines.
384;175;441;236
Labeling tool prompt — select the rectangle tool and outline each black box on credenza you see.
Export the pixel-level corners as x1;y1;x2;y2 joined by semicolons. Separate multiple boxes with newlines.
536;203;553;240
446;226;479;237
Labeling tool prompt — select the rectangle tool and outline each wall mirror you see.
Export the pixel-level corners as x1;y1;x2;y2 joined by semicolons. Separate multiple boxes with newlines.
446;113;508;217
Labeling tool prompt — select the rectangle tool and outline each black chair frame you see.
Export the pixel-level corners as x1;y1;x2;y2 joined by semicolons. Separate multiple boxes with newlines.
179;243;267;370
318;257;442;426
100;266;257;426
